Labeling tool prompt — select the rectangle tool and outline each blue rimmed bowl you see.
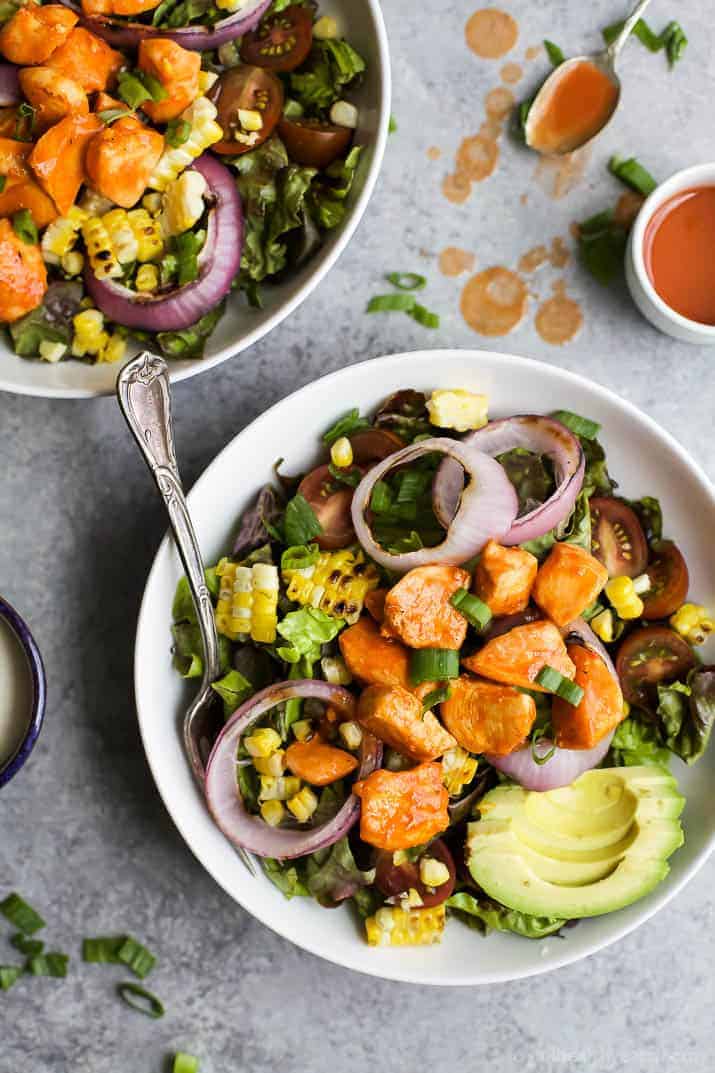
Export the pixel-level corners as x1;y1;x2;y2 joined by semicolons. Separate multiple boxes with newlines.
0;597;46;789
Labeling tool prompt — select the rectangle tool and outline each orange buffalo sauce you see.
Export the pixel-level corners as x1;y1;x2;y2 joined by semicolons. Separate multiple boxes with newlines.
529;60;618;154
644;186;715;324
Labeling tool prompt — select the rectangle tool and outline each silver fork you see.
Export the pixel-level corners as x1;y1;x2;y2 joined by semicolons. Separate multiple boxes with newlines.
117;351;255;876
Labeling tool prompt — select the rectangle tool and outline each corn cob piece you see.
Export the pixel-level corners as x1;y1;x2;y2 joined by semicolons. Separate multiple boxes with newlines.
81;216;122;279
148;96;223;191
283;549;379;624
41;206;87;265
215;558;279;643
365;904;446;947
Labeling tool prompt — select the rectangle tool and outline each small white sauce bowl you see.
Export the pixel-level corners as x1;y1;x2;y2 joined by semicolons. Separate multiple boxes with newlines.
626;162;715;344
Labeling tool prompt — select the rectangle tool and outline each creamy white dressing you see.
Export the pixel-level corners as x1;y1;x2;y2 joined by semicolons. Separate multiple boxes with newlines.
0;616;32;769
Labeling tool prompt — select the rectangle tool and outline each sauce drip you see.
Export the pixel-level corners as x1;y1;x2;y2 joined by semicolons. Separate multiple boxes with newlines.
465;8;518;59
460;266;527;336
535;280;583;345
644;185;715;325
439;247;475;277
426;146;442;161
500;62;522;84
529;60;618;155
0;616;31;769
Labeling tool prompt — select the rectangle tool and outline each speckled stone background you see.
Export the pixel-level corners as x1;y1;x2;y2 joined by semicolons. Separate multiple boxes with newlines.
1;2;714;1071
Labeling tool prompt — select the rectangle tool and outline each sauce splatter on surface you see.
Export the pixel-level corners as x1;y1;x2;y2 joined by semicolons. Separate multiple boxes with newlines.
535;145;591;200
500;61;522;84
535;280;583;344
442;171;472;204
465;8;518;59
439;247;476;277
460;266;528;336
485;86;515;119
518;237;570;274
427;146;442;161
457;133;499;182
549;236;569;268
525;44;542;61
614;190;645;228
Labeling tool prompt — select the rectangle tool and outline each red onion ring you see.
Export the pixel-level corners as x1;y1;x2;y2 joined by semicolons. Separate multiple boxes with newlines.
351;438;518;573
57;0;271;49
84;154;242;332
433;416;585;546
0;64;20;107
205;680;382;859
485;617;620;791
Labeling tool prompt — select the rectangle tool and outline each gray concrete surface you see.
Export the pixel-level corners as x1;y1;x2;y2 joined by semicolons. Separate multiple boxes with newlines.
1;2;713;1070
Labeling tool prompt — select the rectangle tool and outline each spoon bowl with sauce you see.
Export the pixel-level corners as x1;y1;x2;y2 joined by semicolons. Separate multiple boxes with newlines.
0;597;46;789
525;0;654;156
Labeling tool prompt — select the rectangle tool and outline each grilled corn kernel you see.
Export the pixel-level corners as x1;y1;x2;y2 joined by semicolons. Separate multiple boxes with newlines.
102;208;138;264
253;749;286;777
313;14;338;38
291;719;313;742
401;888;424;909
632;573;652;595
61;250;84;276
237;107;263;132
197;69;218;94
392;850;408;866
338;720;363;751
81;217;122;279
148;96;223;191
215;558;279;643
260;799;285;827
320;655;352;685
329;100;358;129
283;548;379;625
670;603;715;645
605;576;644;620
258;775;300;802
38;340;67;363
287;785;318;822
98;333;126;364
591;608;615;644
41;205;87;265
160;170;207;237
419;857;450;888
330;436;353;468
441;745;478;796
71;309;108;357
135;263;159;292
142;192;163;215
245;728;282;758
365;904;446;947
426;389;488;432
127;208;163;261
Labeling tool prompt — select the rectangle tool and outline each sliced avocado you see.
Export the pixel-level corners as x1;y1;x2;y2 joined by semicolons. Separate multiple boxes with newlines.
467;766;684;918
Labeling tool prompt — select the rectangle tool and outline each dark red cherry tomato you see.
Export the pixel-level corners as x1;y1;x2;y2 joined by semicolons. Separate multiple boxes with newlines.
278;116;352;168
641;541;689;620
374;838;456;908
298;463;355;550
616;624;696;708
590;497;648;578
210;66;283;156
240;5;313;72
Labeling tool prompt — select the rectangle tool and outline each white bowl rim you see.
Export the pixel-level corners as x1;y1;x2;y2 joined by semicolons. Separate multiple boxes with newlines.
134;348;715;985
629;161;715;338
0;0;391;400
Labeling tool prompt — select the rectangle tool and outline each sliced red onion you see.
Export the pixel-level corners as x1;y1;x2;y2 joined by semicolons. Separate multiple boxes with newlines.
485;618;620;791
58;0;271;49
351;437;518;573
433;416;585;546
205;680;382;860
85;154;242;332
0;64;19;107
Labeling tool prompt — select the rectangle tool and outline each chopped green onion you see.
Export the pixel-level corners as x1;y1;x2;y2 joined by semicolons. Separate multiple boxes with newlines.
140;71;167;101
117;981;165;1018
386;271;427;291
607;155;657;197
117;72;152;109
26;952;69;978
328;462;362;487
117;937;156;980
0;176;6;194
550;410;601;440
283;493;323;546
10;933;44;957
410;303;440;329
0;966;22;991
421;685;452;713
281;543;320;572
12;209;37;245
409;648;460;686
173;1055;200;1073
388;114;397;133
322;407;370;445
535;665;584;705
530;722;557;766
369;480;393;514
367;293;416;313
543;39;565;66
0;893;46;934
395;469;430;504
82;936;126;964
165;118;191;148
173;229;203;286
449;588;493;631
98;107;133;125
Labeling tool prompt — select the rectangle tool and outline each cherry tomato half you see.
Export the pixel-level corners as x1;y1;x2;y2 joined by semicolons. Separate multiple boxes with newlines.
277;116;352;168
641;540;690;620
298;463;356;550
240;4;313;72
374;839;456;908
349;428;404;463
210;66;283;156
590;497;648;578
616;624;696;708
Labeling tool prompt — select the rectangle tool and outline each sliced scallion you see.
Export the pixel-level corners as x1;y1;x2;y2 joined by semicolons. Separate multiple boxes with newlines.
322;407;370;445
386;271;427;291
0;893;46;935
420;685;452;713
173;1055;200;1073
449;588;493;632
10;933;44;958
409;648;460;686
82;936;126;964
410;303;440;329
607;155;657;196
367;293;416;313
550;410;601;440
530;722;557;766
117;937;156;980
370;480;393;514
117;981;165;1019
26;952;69;978
328;462;361;487
535;665;584;705
0;966;22;991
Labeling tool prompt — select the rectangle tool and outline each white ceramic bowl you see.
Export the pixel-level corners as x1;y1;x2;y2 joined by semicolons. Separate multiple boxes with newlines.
0;1;390;399
135;349;715;985
626;162;715;344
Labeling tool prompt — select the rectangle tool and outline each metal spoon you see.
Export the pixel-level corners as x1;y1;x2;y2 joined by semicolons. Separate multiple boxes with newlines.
525;0;655;155
117;352;255;876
